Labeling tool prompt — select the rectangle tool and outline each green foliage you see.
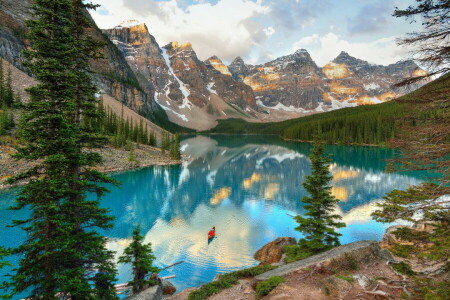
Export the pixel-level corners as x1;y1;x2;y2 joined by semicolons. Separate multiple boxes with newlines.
118;226;159;294
290;139;346;260
170;133;181;160
100;104;157;148
391;244;415;258
334;275;354;282
5;1;119;298
0;247;11;299
187;264;277;300
284;244;315;263
255;276;285;298
417;279;450;300
206;101;406;146
0;59;17;109
372;184;450;262
391;262;416;276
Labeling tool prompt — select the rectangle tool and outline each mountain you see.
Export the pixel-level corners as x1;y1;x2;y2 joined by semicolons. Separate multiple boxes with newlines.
0;0;163;121
103;23;258;130
0;1;429;131
228;50;428;115
206;72;450;146
229;49;325;111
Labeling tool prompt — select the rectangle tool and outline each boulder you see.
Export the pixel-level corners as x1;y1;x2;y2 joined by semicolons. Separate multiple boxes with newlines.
254;237;296;264
161;279;176;295
125;285;162;300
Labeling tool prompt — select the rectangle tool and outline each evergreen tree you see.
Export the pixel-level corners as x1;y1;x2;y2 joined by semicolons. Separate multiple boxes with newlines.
4;68;14;107
118;226;159;295
170;133;181;160
287;139;345;261
0;247;11;299
0;58;4;106
6;0;118;298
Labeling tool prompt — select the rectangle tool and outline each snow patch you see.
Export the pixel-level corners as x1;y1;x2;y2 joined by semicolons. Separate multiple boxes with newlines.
256;100;308;113
116;20;142;28
154;92;189;122
364;83;381;91
207;81;217;94
161;48;192;110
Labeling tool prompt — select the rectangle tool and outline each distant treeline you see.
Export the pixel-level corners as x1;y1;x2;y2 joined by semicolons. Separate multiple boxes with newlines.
206;73;450;146
96;100;157;148
0;58;21;135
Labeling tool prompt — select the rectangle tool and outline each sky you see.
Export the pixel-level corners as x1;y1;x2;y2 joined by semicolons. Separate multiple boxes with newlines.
90;0;422;66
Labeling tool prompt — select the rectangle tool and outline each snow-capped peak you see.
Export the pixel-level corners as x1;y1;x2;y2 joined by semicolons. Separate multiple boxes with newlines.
116;20;143;28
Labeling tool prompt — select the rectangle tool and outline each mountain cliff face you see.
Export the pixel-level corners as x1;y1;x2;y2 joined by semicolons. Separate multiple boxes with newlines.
0;1;156;115
230;49;325;111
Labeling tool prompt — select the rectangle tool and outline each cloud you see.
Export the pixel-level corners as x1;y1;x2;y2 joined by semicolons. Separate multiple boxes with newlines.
292;32;411;66
267;0;330;31
90;0;270;62
347;1;394;35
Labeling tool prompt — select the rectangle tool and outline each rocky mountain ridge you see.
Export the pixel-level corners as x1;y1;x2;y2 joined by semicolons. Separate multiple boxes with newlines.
229;49;428;113
102;23;258;130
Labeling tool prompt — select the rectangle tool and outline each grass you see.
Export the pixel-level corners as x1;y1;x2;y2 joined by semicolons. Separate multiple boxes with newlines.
391;262;416;276
284;245;315;263
391;244;415;258
255;276;285;298
187;264;278;300
335;274;355;282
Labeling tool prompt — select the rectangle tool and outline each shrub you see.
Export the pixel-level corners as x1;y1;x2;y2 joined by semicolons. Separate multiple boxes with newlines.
392;262;415;276
255;276;285;298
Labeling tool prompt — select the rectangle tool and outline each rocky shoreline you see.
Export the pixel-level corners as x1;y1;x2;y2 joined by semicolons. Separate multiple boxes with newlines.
162;222;448;300
0;143;182;191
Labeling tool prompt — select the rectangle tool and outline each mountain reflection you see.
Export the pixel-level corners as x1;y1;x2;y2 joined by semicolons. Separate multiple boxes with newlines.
0;135;426;294
103;135;421;240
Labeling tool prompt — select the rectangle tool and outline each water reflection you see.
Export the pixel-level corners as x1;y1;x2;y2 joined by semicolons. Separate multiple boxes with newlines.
0;135;424;296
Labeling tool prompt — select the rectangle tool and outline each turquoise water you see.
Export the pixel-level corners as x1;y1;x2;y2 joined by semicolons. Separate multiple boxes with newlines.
0;135;425;297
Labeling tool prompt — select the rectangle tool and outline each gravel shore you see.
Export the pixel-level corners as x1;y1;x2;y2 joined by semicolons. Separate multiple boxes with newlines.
0;143;181;190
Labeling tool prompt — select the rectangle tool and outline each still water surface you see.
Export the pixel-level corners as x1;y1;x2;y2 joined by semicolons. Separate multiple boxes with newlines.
0;135;425;297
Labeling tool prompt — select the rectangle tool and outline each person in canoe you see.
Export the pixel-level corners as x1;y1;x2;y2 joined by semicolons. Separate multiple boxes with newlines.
208;226;216;239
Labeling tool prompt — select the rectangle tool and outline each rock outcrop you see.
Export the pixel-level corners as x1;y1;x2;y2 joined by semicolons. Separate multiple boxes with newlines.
125;285;162;300
254;237;296;264
381;224;449;277
254;240;392;282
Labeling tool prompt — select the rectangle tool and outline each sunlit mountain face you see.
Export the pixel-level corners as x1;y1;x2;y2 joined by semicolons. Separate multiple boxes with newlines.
0;136;425;296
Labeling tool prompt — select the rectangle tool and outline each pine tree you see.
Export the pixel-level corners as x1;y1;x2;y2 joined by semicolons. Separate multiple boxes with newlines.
6;0;118;299
287;139;345;262
118;226;159;294
170;133;181;160
4;67;14;107
0;247;11;299
0;58;4;106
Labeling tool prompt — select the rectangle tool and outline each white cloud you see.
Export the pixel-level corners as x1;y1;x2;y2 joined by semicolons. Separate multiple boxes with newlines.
292;32;411;66
91;0;270;62
263;27;275;37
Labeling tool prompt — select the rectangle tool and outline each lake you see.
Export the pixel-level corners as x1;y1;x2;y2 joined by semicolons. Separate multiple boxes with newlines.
0;135;425;298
